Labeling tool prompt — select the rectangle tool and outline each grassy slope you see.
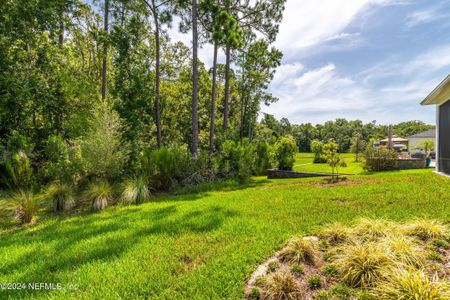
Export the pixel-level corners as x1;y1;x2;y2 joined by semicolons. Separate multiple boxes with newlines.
1;170;449;299
294;152;365;174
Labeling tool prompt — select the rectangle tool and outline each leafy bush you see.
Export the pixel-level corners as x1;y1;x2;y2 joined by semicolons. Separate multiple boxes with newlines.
46;182;75;212
254;140;274;175
364;147;398;171
218;139;256;182
121;177;150;205
140;145;190;190
85;181;113;211
279;238;318;265
311;139;326;163
42;135;83;184
274;135;297;170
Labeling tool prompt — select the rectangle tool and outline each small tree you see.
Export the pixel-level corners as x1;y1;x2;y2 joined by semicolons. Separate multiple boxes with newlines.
275;135;297;171
310;140;326;163
350;133;366;162
324;140;345;181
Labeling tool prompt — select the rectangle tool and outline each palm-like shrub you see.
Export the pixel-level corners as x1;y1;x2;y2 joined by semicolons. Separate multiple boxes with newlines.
263;271;302;300
85;181;112;211
374;269;449;300
46;182;75;212
3;190;42;224
121;177;150;205
3;150;32;189
279;238;319;265
335;243;393;288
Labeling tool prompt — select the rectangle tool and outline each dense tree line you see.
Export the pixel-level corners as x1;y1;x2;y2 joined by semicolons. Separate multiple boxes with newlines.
259;115;435;153
0;0;285;176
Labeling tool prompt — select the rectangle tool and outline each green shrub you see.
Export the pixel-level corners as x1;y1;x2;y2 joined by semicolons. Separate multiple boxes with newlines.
364;147;397;171
218;139;256;182
311;139;326;163
78;106;127;181
307;275;322;289
432;239;449;249
254;140;274;175
46;182;75;212
330;284;353;299
140;145;190;190
248;287;260;300
85;181;113;211
121;177;150;205
42;135;83;184
290;264;304;276
274;135;297;170
323;264;338;277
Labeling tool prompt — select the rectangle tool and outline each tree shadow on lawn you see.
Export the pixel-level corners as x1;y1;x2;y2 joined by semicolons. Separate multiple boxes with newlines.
153;178;270;203
0;204;239;298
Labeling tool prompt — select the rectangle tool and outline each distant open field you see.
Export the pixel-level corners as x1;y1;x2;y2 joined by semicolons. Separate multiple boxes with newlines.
293;152;365;174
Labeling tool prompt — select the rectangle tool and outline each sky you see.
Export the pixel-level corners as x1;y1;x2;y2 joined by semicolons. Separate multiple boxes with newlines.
263;0;450;125
169;0;450;125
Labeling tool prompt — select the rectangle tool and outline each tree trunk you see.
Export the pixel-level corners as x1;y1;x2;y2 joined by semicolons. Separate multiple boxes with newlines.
209;42;218;164
191;0;199;159
152;0;162;148
101;0;109;101
223;44;231;131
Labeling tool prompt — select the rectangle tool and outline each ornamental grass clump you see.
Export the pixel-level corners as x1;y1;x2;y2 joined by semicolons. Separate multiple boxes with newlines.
279;238;319;265
318;223;351;246
46;182;75;212
263;271;302;300
374;269;449;300
121;177;150;205
380;235;424;268
2;190;42;224
85;181;112;211
335;243;393;288
403;220;449;241
353;218;395;241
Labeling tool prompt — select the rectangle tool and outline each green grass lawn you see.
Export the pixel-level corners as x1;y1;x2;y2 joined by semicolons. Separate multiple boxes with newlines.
1;169;449;299
293;152;365;174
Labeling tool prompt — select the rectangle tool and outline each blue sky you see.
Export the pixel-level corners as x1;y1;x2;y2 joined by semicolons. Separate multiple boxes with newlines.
262;0;450;125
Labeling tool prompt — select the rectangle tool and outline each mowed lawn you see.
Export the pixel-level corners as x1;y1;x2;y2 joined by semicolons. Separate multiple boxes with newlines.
294;152;365;174
1;169;449;299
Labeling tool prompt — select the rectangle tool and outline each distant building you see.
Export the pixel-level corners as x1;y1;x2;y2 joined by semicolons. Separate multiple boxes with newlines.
407;129;436;150
421;75;450;176
377;136;409;150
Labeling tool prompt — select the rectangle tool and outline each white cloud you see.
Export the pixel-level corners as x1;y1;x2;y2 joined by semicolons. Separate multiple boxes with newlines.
275;0;400;60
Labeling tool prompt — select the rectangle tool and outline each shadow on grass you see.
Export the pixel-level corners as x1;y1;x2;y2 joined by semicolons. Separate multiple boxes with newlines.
154;178;271;203
0;204;238;298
